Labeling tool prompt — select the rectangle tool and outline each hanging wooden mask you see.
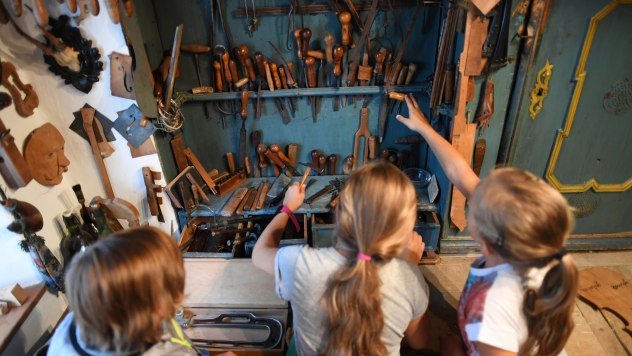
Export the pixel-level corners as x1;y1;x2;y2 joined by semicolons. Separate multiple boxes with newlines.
23;123;70;186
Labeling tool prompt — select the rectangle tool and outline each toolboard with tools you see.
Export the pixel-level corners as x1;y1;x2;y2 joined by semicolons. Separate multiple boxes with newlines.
117;0;447;258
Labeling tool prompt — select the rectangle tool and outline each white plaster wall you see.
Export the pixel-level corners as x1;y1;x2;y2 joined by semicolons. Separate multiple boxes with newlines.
0;2;175;353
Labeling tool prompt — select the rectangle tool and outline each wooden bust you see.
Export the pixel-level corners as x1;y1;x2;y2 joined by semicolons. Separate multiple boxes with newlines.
23;123;70;186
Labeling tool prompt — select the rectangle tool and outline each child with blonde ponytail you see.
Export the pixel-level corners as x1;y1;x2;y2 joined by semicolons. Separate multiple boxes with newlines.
397;94;578;356
252;161;430;355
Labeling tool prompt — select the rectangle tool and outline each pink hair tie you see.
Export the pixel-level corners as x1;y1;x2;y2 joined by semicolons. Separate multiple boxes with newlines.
357;252;372;262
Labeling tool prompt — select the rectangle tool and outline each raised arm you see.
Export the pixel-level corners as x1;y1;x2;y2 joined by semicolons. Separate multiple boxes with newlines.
252;183;305;275
396;94;479;199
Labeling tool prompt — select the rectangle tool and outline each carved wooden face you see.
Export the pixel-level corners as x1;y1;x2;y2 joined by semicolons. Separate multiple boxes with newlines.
23;123;70;186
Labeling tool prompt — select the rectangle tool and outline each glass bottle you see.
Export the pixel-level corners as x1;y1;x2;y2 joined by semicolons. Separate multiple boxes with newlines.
59;212;98;267
89;203;116;238
72;184;99;240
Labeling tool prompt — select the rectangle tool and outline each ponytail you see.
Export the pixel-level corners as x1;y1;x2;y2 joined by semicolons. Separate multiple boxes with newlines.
520;254;578;355
322;257;386;356
321;161;417;355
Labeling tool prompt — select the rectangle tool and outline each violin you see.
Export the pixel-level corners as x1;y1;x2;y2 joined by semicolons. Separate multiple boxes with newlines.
1;61;39;117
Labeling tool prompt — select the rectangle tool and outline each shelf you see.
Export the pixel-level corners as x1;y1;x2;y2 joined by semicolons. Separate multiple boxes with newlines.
174;85;428;105
190;175;438;218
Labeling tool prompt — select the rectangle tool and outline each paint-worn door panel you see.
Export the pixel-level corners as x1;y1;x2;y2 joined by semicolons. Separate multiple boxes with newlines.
510;0;632;238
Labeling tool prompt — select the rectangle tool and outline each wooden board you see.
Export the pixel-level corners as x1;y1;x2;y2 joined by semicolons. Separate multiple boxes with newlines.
0;284;46;352
183;259;287;309
449;10;480;231
578;267;632;334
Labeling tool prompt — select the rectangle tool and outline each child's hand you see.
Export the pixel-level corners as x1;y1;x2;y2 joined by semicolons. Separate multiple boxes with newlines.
283;182;306;212
396;94;432;133
402;231;425;264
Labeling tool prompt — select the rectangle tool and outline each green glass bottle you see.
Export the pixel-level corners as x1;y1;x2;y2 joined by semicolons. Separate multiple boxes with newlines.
59;212;98;267
89;203;116;238
72;184;99;240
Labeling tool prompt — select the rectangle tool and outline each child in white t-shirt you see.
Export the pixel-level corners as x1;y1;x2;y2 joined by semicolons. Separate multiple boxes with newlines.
398;94;578;356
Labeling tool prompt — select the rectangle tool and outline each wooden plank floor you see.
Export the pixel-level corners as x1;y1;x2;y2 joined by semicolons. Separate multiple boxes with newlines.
418;251;632;356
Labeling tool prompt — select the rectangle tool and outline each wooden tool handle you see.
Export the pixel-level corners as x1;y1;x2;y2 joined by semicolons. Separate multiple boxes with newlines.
245;57;256;82
300;28;312;61
270;144;292;166
307;50;324;60
236;44;249;67
33;0;48;25
324;33;334;63
241;90;249;118
390;62;403;85
300;167;311;185
405;63;417;85
318;156;327;171
305;57;316;88
181;44;211;54
343;156;354;175
397;66;408;86
374;51;385;74
287;143;298;167
270;62;282;90
235;77;249;88
122;0;133;16
339;12;351;46
388;91;406;101
244;156;252;177
221;52;232;83
278;67;289;89
254;52;266;77
368;136;376;160
264;61;275;91
252;131;267;168
328;154;337;175
226;152;236;173
229;59;239;84
333;45;344;77
105;0;120;24
311;150;320;166
258;144;286;168
213;60;223;92
294;29;303;59
286;63;296;85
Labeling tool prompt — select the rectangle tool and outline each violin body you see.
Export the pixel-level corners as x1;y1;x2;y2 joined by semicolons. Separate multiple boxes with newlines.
1;61;39;117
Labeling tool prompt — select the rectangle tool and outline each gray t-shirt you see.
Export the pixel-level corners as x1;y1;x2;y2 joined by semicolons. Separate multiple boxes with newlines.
274;245;429;355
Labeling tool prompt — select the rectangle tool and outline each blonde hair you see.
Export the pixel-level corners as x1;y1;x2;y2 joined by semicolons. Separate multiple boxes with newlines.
66;227;184;353
322;161;417;355
469;168;578;355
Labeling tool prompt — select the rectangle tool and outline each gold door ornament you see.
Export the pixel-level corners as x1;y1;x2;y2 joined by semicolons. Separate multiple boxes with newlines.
529;60;553;120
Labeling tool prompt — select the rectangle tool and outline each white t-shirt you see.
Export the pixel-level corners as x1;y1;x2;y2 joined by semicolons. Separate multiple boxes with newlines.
457;257;567;356
458;258;526;355
275;245;429;356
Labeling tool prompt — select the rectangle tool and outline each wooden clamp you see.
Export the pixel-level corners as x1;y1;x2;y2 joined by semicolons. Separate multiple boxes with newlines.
82;107;115;198
142;167;164;222
0;118;32;188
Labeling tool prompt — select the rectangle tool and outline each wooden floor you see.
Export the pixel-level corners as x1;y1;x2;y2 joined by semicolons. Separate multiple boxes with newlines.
417;251;632;356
